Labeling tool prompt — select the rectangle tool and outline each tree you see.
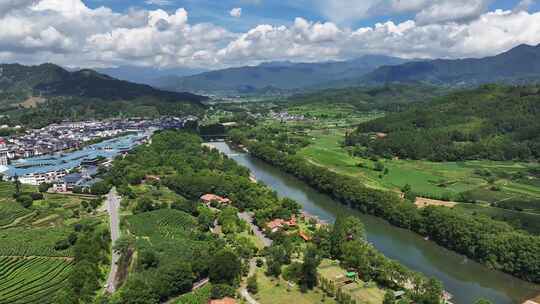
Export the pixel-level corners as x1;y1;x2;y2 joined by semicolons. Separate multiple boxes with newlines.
247;274;258;294
211;284;236;299
134;197;157;214
14;174;21;196
329;216;365;258
383;291;395;304
17;195;33;208
120;276;159;304
209;250;241;285
39;182;52;193
300;245;321;290
138;249;159;270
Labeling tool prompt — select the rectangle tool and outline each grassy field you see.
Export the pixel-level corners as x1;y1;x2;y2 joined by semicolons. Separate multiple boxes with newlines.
299;129;540;198
318;260;385;304
0;256;73;304
252;267;337;304
297;129;540;234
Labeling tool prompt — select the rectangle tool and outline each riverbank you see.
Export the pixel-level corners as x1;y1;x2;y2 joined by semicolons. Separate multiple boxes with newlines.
211;141;540;304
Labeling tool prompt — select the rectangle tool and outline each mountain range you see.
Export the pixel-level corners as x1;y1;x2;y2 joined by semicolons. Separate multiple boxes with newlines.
0;63;206;105
362;44;540;85
151;55;408;95
143;44;540;95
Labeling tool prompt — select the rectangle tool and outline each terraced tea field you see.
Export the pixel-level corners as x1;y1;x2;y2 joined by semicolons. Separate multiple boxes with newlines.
0;256;73;304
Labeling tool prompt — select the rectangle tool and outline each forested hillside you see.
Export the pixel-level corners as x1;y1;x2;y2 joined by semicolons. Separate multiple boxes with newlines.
286;84;448;112
0;63;207;127
347;85;540;161
363;44;540;86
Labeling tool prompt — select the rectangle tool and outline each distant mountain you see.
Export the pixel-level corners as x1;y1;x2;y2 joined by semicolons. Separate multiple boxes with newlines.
363;44;540;85
154;55;408;95
0;63;206;103
95;66;207;85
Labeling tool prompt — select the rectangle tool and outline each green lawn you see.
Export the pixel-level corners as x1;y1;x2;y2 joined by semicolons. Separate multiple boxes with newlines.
253;267;337;304
318;260;385;304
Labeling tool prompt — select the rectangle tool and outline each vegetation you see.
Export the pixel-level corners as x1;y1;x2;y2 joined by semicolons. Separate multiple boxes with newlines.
363;43;540;86
231;130;540;283
0;63;206;128
347;85;540;161
286;84;448;112
0;257;73;304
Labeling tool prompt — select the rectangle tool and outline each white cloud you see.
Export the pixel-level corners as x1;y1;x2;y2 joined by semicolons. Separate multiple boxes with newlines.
230;7;242;18
514;0;536;12
317;0;492;25
1;0;540;70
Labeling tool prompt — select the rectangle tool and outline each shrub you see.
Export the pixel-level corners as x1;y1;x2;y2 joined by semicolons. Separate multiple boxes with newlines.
17;195;33;209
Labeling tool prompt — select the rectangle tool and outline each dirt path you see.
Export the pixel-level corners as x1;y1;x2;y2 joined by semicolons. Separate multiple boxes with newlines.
105;187;121;294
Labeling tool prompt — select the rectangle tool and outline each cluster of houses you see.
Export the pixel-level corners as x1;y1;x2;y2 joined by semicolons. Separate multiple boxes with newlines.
199;193;315;242
268;111;307;122
0;116;197;166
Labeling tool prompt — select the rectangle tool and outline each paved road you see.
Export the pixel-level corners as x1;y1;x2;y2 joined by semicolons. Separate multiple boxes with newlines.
240;259;260;304
238;212;272;247
105;187;121;294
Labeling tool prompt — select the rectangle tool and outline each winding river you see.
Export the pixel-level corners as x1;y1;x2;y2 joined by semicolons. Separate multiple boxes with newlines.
210;142;540;304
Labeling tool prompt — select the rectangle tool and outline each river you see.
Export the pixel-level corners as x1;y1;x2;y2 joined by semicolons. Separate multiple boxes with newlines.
210;142;540;304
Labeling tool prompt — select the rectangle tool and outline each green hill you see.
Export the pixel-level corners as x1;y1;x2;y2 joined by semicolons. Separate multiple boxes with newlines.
285;84;449;111
347;84;540;161
0;63;207;127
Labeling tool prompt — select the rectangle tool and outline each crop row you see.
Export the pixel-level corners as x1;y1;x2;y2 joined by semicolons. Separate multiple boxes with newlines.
0;257;73;304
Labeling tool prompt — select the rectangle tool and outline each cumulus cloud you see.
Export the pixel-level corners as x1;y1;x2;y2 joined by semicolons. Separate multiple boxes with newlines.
1;0;540;69
230;7;242;18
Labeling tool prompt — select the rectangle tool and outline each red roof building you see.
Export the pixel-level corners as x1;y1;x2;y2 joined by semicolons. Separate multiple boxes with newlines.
209;298;236;304
266;216;297;232
201;194;231;205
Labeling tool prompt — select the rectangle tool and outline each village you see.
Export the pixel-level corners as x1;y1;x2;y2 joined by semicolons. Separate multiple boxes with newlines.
0;116;198;188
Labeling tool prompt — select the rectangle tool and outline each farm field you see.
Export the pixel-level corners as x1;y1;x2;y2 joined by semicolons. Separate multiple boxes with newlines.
125;209;214;265
0;256;73;304
299;129;540;200
0;180;106;303
297;129;540;234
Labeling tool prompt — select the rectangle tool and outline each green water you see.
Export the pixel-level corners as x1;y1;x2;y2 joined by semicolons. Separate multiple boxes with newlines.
211;142;540;304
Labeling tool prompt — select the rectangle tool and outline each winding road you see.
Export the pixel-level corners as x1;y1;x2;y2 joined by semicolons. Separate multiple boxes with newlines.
105;187;121;294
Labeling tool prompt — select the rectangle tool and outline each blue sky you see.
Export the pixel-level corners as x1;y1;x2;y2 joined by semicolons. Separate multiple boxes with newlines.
85;0;540;31
2;0;540;68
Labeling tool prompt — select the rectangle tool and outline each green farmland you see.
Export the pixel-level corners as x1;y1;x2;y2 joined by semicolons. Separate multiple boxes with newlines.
0;257;73;304
298;129;540;234
0;180;106;302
